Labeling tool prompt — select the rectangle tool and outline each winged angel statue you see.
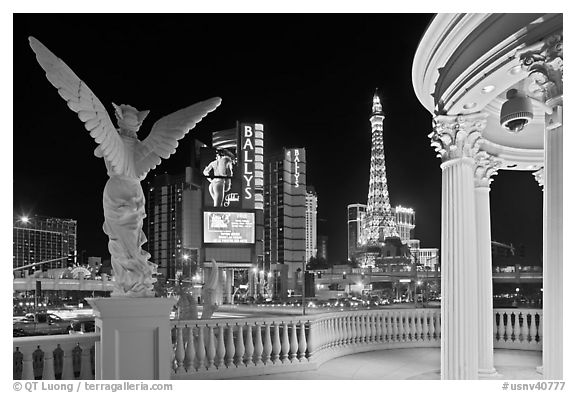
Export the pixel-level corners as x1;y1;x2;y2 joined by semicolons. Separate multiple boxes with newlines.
29;37;221;297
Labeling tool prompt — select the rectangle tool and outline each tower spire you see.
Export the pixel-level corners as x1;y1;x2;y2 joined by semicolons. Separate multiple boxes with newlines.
364;88;398;243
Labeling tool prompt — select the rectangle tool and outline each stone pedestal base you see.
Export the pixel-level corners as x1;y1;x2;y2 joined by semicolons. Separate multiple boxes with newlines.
87;297;176;380
478;368;500;379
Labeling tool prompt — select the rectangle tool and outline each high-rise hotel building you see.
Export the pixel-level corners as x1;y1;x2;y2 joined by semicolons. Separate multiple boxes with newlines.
13;214;77;270
305;186;318;262
264;147;307;296
347;204;366;260
393;206;415;243
145;166;204;281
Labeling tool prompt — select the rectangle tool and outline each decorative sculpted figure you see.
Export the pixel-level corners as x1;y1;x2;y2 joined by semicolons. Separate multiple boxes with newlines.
29;37;221;297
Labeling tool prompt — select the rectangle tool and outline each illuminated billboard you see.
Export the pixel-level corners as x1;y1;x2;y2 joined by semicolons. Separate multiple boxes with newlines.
203;211;255;244
201;147;241;209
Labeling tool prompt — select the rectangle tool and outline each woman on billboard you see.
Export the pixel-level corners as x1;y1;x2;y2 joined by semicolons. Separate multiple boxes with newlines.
203;149;234;207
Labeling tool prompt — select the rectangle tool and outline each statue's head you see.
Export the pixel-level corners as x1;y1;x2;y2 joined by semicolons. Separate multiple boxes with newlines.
112;103;150;133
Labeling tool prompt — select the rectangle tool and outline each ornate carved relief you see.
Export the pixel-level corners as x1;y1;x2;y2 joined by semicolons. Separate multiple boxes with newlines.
519;34;563;102
532;167;544;189
429;113;487;163
474;150;502;188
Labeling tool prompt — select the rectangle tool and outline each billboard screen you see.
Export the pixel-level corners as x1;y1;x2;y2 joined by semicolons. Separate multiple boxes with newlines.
203;211;255;244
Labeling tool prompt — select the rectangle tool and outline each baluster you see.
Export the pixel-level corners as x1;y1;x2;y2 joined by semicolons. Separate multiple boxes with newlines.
357;314;364;343
535;312;541;343
380;314;387;342
185;326;196;371
289;321;299;362
234;324;245;367
196;325;206;370
410;312;417;341
80;345;92;380
262;323;272;364
427;312;435;341
307;321;315;358
340;316;347;345
272;323;281;363
383;314;390;342
206;325;216;369
225;324;235;368
174;326;186;373
330;317;337;347
280;322;290;363
350;315;357;344
528;313;536;343
400;313;407;341
43;346;55;380
244;324;254;366
253;323;263;366
373;314;380;342
21;348;34;380
495;311;502;343
216;324;226;369
298;321;307;361
345;316;353;345
52;345;63;380
511;312;519;342
422;312;429;341
366;314;373;342
519;313;528;345
493;310;499;342
61;345;73;380
416;312;423;341
325;319;332;348
504;313;512;342
335;317;343;346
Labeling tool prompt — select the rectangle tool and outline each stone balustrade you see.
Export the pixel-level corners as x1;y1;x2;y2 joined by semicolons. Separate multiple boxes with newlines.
170;308;442;379
13;308;542;380
493;309;542;350
13;333;98;380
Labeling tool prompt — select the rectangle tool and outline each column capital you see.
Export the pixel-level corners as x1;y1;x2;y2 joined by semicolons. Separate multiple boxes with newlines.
519;33;563;102
533;167;545;189
474;150;502;188
429;112;487;163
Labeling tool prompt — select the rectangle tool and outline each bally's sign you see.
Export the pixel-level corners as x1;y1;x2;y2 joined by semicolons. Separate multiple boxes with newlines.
285;148;305;189
240;123;264;210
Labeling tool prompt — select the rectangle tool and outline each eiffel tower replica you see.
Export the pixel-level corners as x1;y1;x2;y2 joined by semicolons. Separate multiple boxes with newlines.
357;89;401;267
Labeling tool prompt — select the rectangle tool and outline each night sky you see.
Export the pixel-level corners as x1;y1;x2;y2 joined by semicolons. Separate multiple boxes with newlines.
13;14;543;265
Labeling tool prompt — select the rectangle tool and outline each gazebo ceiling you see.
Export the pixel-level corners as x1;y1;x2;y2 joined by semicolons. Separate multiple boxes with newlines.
412;13;562;170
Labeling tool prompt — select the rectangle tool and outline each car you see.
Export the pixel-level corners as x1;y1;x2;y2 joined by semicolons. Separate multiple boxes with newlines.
13;313;71;336
68;318;96;334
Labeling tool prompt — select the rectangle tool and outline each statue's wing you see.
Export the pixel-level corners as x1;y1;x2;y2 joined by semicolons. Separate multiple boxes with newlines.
134;97;222;179
28;37;125;173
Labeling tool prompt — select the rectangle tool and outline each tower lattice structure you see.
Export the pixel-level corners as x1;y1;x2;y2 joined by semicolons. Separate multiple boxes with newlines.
363;89;398;244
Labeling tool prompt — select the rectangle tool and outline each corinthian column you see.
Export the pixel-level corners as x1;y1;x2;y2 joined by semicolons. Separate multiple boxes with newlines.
474;151;501;377
543;101;562;379
520;33;563;379
429;112;486;379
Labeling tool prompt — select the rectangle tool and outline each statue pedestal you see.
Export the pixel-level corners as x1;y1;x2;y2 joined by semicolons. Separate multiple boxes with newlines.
87;297;176;380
